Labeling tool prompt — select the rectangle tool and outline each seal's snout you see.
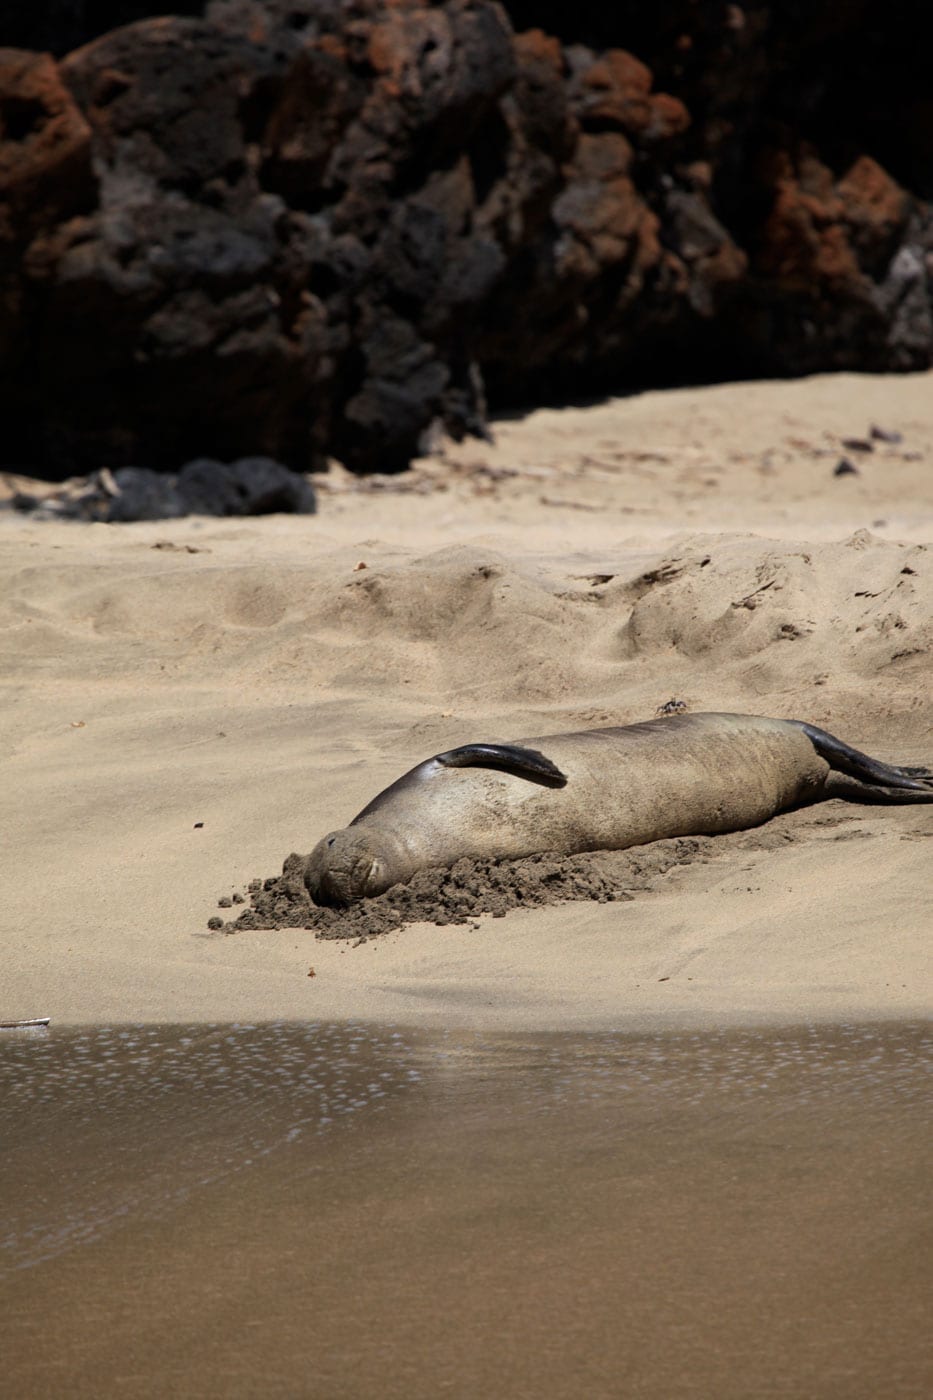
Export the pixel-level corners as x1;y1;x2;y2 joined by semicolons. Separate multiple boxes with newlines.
304;828;396;906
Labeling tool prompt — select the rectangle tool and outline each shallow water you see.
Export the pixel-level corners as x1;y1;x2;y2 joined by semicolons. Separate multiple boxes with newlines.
2;1020;930;1399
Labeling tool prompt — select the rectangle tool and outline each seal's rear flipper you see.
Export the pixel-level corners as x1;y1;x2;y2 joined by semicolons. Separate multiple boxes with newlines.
789;720;933;802
818;772;933;804
437;743;568;788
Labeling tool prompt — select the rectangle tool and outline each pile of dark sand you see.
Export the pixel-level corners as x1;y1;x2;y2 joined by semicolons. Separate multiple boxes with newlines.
206;839;718;942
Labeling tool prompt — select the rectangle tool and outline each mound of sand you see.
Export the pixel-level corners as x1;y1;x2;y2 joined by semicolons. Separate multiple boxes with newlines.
205;840;713;940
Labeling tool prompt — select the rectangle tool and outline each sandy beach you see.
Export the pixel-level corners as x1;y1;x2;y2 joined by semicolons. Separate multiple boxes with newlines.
2;370;931;1031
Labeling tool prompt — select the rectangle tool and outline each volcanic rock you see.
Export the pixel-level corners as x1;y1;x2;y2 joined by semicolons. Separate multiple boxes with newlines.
1;1;931;489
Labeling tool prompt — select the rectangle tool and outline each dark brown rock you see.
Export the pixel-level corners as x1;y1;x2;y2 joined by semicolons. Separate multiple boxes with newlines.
1;2;932;487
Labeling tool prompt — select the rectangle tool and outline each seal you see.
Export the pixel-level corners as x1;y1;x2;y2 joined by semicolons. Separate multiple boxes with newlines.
304;712;933;906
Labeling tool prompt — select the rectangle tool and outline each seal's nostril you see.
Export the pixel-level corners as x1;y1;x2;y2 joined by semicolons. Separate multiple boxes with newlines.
327;837;335;846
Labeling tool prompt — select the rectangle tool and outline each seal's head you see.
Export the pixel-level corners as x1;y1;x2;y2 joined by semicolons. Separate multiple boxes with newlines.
304;827;411;906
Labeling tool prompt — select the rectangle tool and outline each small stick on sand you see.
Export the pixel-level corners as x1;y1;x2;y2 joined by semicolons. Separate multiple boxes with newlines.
0;1017;51;1029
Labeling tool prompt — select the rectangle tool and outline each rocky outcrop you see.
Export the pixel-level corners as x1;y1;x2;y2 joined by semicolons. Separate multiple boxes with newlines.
1;0;931;480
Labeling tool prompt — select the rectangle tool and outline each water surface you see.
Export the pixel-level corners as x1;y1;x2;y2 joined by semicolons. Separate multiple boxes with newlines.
2;1020;930;1398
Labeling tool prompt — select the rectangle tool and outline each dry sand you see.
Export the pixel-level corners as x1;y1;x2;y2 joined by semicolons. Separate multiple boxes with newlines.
2;371;931;1031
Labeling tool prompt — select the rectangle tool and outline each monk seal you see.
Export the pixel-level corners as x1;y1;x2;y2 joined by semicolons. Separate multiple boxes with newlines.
304;712;933;906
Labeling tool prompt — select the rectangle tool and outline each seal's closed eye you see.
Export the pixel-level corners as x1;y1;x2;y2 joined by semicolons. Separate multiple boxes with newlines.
436;743;568;788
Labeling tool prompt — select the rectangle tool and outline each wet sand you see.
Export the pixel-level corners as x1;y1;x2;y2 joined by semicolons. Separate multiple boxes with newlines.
3;1020;930;1399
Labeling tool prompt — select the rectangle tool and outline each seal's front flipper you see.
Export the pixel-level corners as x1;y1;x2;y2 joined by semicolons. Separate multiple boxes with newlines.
789;720;933;802
437;744;568;788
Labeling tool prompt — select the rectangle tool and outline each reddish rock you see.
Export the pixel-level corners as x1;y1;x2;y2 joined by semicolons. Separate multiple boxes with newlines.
739;144;929;372
0;49;94;225
759;148;911;291
837;156;911;263
571;48;689;141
